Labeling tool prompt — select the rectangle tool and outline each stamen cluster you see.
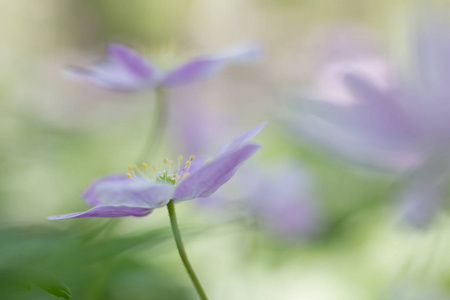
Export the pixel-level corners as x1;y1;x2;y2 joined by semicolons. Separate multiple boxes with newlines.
126;155;195;185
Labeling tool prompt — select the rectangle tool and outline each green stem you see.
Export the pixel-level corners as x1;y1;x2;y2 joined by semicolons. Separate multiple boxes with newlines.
167;200;209;300
137;87;168;163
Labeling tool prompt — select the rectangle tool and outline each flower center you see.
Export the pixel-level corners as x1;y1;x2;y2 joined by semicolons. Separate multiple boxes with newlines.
147;43;187;71
126;155;195;186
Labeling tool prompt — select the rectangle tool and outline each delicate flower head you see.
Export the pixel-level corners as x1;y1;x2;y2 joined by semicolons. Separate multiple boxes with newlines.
289;14;450;226
47;122;266;220
67;43;262;92
288;63;425;172
244;162;321;239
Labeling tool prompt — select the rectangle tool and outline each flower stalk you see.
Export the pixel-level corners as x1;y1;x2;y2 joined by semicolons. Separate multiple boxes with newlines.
167;200;208;300
138;87;168;163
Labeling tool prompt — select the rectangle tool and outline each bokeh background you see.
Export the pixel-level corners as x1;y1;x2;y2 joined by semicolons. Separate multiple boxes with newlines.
2;0;450;299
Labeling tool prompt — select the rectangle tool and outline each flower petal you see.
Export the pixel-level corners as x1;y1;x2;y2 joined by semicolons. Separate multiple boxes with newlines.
414;15;450;100
66;44;159;91
173;143;262;201
94;179;174;208
162;44;262;86
215;122;267;157
244;163;321;238
286;108;423;172
398;172;445;227
107;44;157;81
47;206;153;220
83;174;129;206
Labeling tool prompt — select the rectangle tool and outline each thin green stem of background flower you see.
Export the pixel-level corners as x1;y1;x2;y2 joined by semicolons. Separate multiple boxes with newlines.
137;87;168;163
167;200;209;300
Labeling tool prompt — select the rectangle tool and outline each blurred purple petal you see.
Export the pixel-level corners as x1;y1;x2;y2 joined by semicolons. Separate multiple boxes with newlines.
290;16;450;227
315;58;395;104
398;171;445;227
344;74;421;145
66;44;158;91
288;113;423;172
107;44;157;81
289;58;425;171
246;163;321;238
414;15;450;101
173;143;262;201
162;44;262;86
216;122;267;156
47;206;153;220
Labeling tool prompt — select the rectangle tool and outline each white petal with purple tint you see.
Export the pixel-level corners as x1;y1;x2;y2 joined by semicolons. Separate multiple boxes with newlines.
47;206;153;220
95;179;174;208
83;173;129;206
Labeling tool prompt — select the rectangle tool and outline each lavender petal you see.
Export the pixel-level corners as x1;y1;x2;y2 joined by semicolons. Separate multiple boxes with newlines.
47;206;153;220
83;173;129;206
162;44;262;86
215;122;267;157
66;44;159;91
173;143;262;201
107;43;158;81
95;179;174;208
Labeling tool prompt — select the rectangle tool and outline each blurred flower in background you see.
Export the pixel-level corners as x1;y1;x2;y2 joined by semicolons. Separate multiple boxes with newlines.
288;13;450;227
244;162;322;240
68;43;262;92
287;46;423;172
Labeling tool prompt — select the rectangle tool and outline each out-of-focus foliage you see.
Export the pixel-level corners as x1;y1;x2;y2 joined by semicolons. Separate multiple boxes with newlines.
0;224;191;299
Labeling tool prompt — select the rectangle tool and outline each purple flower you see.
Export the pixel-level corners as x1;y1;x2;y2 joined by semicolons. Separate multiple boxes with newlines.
47;122;266;220
290;16;450;225
244;163;321;239
67;43;262;92
289;59;425;172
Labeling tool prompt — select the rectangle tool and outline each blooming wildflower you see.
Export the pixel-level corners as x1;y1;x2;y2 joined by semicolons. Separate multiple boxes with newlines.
288;59;425;172
244;163;321;238
67;43;262;92
47;122;266;220
289;16;450;225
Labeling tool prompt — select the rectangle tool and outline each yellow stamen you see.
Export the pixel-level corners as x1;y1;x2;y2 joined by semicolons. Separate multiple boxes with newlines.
128;165;134;171
178;155;183;161
152;165;157;171
185;161;191;167
189;155;195;161
170;160;174;166
142;162;148;168
163;158;169;164
126;173;132;178
205;159;211;164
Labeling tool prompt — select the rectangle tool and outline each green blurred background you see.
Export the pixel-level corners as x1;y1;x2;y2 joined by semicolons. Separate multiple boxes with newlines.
2;0;450;299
